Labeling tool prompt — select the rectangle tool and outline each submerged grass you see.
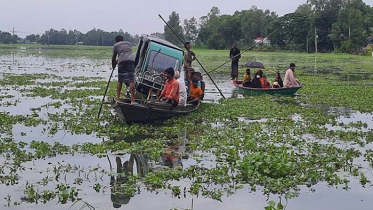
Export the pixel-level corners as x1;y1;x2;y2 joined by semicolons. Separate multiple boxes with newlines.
0;47;373;209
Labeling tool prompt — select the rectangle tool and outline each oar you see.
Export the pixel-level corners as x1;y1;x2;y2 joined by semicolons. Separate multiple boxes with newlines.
97;67;115;119
158;14;226;99
201;30;278;77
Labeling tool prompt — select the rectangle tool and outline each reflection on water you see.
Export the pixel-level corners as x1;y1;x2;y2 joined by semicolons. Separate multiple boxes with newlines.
111;155;137;208
109;131;189;208
302;102;353;118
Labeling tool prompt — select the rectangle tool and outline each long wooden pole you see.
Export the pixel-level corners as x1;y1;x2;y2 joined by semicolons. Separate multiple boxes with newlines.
97;67;115;119
158;14;226;99
202;30;277;76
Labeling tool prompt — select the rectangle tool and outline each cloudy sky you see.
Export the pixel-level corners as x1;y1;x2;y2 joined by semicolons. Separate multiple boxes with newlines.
2;0;373;37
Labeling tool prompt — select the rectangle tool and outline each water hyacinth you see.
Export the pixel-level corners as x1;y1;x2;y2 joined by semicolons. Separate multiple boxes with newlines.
0;45;373;210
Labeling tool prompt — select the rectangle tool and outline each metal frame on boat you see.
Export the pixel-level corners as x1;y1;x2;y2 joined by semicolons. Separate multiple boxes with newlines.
109;34;200;123
109;98;200;124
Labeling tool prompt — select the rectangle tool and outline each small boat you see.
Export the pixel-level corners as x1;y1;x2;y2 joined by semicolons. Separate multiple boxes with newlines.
232;80;301;96
109;98;200;123
106;34;201;123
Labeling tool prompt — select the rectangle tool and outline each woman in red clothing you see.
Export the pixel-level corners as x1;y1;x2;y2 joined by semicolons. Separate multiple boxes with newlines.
262;75;271;88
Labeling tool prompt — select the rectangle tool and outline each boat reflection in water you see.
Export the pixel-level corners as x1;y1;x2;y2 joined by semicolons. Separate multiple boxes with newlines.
109;132;190;208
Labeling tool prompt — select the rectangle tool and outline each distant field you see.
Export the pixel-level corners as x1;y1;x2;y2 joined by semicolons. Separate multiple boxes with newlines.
1;44;372;76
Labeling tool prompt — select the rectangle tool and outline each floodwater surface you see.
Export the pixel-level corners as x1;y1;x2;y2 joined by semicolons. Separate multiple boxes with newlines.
1;50;373;210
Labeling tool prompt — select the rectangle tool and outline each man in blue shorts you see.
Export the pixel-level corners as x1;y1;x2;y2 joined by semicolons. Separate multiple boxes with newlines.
112;35;136;104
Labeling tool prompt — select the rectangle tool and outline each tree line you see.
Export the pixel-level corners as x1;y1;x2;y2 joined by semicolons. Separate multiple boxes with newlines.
2;0;373;54
24;28;140;46
165;0;373;54
0;31;19;44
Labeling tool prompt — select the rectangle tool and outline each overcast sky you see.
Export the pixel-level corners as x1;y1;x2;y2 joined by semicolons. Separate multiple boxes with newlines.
2;0;373;37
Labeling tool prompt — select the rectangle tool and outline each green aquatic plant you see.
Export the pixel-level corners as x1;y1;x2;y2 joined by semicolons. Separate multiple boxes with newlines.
1;47;373;210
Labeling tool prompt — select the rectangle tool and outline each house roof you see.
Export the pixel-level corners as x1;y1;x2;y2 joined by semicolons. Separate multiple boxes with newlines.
364;43;373;50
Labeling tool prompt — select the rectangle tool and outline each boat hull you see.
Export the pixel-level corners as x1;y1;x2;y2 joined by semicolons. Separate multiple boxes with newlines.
110;98;200;123
232;80;301;96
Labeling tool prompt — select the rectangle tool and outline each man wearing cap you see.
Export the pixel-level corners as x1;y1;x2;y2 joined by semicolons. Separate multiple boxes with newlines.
284;63;300;88
112;35;136;104
157;67;180;107
183;42;196;69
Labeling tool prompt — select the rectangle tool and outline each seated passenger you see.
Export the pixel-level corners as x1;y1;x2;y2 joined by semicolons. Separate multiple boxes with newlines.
187;78;203;105
250;72;262;88
272;72;283;88
195;72;205;99
256;70;264;85
174;71;187;106
185;68;195;97
262;75;271;89
191;72;201;87
157;67;180;107
242;68;252;87
284;63;300;88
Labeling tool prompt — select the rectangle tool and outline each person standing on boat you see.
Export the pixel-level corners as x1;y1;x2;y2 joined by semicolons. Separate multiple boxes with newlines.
183;42;195;69
112;35;136;104
229;41;241;80
157;67;180;107
284;63;300;88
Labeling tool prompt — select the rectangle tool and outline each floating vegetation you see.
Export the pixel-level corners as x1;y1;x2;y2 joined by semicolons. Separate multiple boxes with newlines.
0;47;373;209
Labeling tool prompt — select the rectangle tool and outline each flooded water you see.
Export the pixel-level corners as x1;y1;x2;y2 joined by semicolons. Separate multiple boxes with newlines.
1;53;373;210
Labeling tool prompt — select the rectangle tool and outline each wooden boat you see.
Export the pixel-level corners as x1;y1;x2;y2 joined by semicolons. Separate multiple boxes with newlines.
232;80;301;96
106;34;201;123
109;98;200;123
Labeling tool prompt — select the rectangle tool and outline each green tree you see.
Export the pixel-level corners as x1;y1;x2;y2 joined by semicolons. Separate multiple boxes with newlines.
330;0;370;53
270;12;312;51
164;11;184;46
309;0;344;52
296;3;316;52
0;31;13;44
240;6;276;45
216;14;242;48
26;34;39;43
183;17;198;42
197;15;211;45
197;7;221;48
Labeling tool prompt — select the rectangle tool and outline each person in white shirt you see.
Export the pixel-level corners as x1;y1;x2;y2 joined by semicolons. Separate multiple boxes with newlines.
284;63;300;88
174;71;187;107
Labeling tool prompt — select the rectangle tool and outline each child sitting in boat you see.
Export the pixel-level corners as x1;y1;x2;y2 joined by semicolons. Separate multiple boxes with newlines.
262;75;271;88
187;78;203;105
242;68;252;87
195;72;205;99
